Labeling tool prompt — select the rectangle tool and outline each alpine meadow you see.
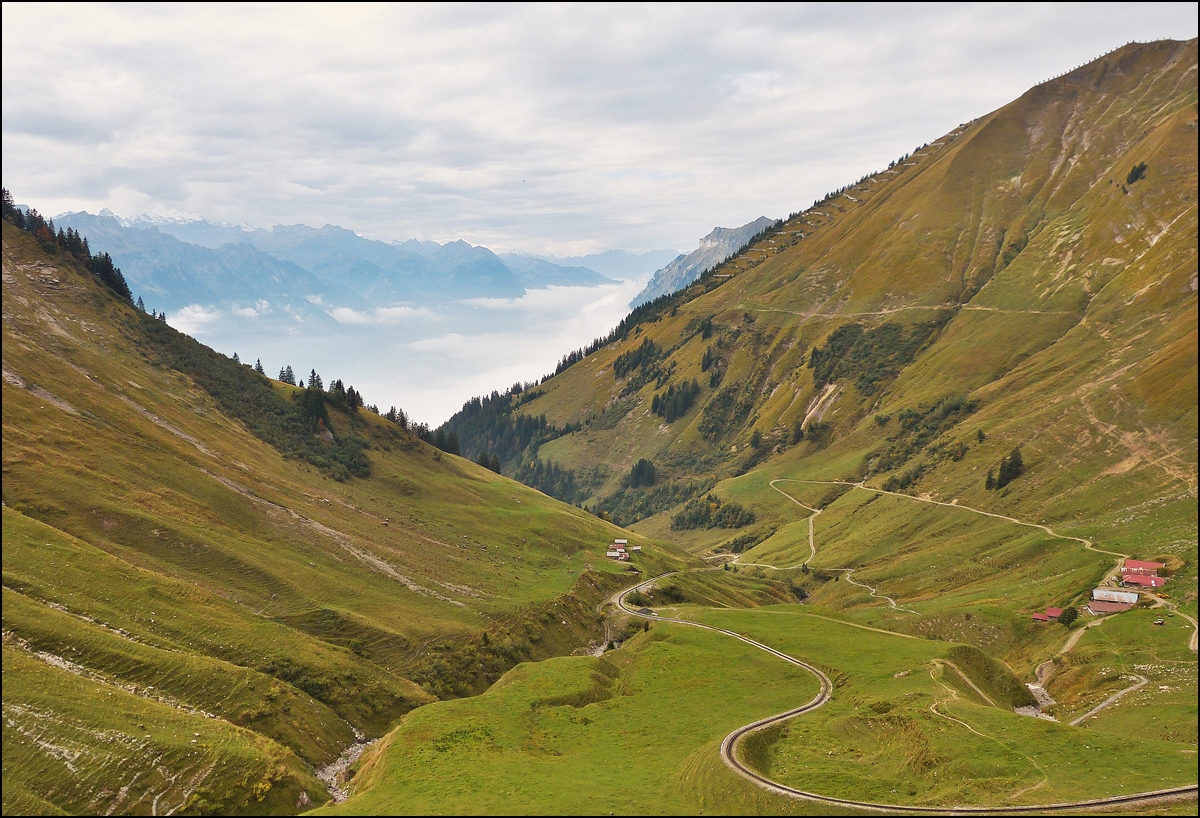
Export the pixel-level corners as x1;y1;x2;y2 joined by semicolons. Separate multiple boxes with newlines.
3;32;1197;818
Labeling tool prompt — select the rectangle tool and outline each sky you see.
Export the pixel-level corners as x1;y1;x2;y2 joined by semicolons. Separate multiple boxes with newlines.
3;3;1197;425
4;3;1196;256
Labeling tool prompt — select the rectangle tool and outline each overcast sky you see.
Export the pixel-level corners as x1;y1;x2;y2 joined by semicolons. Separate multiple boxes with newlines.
3;3;1196;255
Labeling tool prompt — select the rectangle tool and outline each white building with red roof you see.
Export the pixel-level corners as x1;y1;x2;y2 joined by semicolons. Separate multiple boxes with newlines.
1122;559;1165;576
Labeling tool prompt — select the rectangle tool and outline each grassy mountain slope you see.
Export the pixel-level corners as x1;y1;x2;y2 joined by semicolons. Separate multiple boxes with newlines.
1;221;687;814
439;38;1196;705
488;39;1195;591
315;40;1198;816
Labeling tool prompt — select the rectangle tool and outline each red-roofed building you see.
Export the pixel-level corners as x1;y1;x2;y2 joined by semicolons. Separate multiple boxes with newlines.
1087;599;1134;615
1121;574;1166;588
1046;607;1064;619
1032;613;1051;622
1123;559;1165;576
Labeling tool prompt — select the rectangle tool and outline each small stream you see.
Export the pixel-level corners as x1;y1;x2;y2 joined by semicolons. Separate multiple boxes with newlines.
315;729;376;804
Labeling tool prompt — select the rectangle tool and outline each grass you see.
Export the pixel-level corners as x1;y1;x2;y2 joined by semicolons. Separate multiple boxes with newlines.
1044;607;1197;743
2;644;324;816
320;624;829;816
323;602;1196;814
683;606;1197;808
2;221;693;812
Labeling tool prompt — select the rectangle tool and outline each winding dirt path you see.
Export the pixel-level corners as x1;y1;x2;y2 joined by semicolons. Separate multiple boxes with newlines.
611;574;1197;813
1069;675;1149;727
634;476;1199;810
731;480;921;613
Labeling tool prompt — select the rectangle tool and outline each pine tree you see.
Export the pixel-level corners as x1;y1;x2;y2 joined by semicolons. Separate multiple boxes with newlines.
232;353;240;364
995;446;1024;489
308;369;323;391
254;358;265;375
136;296;146;312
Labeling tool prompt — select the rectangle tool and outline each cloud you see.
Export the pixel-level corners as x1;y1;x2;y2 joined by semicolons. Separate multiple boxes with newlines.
459;280;637;316
167;304;221;335
328;305;435;324
232;299;272;318
3;5;1195;254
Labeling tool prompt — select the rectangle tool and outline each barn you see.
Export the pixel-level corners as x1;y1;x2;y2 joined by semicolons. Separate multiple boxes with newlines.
1121;574;1166;589
1087;599;1134;615
1091;588;1139;604
1122;559;1165;577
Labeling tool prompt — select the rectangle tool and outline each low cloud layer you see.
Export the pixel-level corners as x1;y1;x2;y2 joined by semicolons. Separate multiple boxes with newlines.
167;279;645;424
4;5;1195;255
328;305;436;325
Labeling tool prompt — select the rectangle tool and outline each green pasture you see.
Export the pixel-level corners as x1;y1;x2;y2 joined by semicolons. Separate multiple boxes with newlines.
683;606;1198;807
1045;608;1197;743
321;624;828;816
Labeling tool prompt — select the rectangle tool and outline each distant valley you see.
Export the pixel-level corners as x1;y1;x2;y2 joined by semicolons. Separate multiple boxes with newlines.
3;37;1196;818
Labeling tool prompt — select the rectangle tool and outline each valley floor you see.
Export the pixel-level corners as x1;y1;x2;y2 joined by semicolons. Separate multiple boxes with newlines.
323;487;1198;815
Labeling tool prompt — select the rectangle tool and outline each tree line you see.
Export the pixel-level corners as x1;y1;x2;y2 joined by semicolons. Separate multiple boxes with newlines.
438;382;581;472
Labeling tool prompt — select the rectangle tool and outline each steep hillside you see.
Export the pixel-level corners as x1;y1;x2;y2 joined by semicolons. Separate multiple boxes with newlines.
449;40;1197;644
1;220;686;814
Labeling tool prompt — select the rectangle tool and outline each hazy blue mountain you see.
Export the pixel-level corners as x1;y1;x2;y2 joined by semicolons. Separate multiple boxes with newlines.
525;248;681;280
499;255;614;288
630;217;778;307
51;212;359;316
53;212;619;311
113;211;258;249
391;238;443;257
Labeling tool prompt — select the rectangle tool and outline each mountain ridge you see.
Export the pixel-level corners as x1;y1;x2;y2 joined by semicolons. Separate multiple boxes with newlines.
630;216;778;307
444;37;1197;650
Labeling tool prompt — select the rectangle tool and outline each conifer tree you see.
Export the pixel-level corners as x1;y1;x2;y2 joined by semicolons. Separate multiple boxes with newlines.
995;446;1024;489
254;358;265;375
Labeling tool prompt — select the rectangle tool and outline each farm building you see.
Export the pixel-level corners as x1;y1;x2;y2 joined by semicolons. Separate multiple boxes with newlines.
606;540;631;561
1092;588;1139;604
1032;606;1065;622
1088;599;1134;615
1121;574;1166;589
1122;559;1165;576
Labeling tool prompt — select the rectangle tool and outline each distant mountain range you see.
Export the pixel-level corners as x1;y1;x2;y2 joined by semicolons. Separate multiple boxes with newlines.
630;216;778;307
51;211;677;318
